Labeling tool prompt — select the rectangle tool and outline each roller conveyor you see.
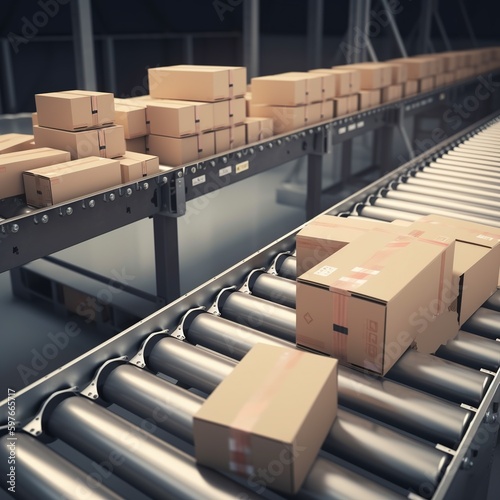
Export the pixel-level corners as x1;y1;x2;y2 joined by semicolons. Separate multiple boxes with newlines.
2;115;500;500
484;290;500;312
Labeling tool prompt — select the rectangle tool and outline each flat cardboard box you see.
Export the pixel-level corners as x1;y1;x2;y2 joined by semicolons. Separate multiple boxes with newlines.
389;58;430;80
125;136;147;154
113;100;148;139
245;117;274;144
381;84;403;103
33;125;126;160
418;76;435;93
251;72;323;106
213;98;246;129
0;133;36;154
119;151;160;183
146;100;214;137
23;156;122;207
147;132;215;166
311;69;360;96
404;80;419;97
296;215;387;275
296;229;455;374
149;65;246;101
35;90;114;131
415;215;500;325
0;148;71;199
193;343;338;494
214;125;246;153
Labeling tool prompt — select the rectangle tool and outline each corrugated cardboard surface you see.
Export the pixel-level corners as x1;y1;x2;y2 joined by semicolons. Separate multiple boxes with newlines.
119;151;160;183
404;80;419;97
245;117;274;144
389;58;430;80
149;65;246;101
214;125;246;153
0;147;70;199
35;90;114;131
381;84;403;103
249;104;307;134
0;133;35;154
33;125;126;160
193;344;338;494
418;76;435;93
114;101;148;139
297;230;454;374
125;137;147;154
23;156;121;207
311;68;360;96
348;63;384;89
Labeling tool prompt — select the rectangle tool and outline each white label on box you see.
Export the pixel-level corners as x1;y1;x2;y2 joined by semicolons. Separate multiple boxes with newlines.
314;266;337;277
348;124;356;131
357;121;365;129
338;127;347;134
351;266;379;276
477;234;494;241
235;161;249;174
338;276;367;288
192;175;206;186
219;166;232;177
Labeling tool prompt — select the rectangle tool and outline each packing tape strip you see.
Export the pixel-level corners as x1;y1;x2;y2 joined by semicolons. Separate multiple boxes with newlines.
194;105;201;135
98;129;106;157
228;349;303;476
332;292;349;361
91;95;99;127
228;69;234;99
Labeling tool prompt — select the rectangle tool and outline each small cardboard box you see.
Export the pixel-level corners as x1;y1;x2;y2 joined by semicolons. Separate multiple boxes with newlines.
35;90;114;131
297;229;455;375
0;133;36;154
319;100;335;121
414;55;442;75
251;72;323;106
381;84;403;103
386;63;408;85
249;104;320;134
368;88;382;106
214;125;246;153
333;96;349;117
32;113;38;126
113;100;148;139
244;117;274;144
389;58;431;80
147;132;215;166
119;151;160;183
33;125;126;160
0;148;71;199
193;343;338;495
146;100;214;137
315;72;336;101
149;65;246;101
434;73;447;88
358;91;371;110
348;63;391;89
443;72;455;85
404;80;419;97
415;215;500;325
311;68;360;96
23;156;122;207
213;98;246;129
346;94;359;114
125;137;147;154
418;76;435;93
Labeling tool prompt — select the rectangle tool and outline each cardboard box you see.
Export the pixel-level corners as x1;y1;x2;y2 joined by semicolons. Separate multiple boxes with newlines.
296;229;455;374
440;53;458;72
434;73;446;88
119;151;160;183
32;113;38;126
245;91;252;116
381;84;403;103
35;90;114;131
443;72;455;85
315;72;336;101
245;117;274;144
213;98;246;129
358;91;371;110
404;80;419;97
386;63;408;85
193;343;338;494
147;132;215;166
320;100;335;121
251;72;323;106
149;65;246;101
23;156;122;207
125;136;147;154
413;55;442;75
347;94;359;114
249;103;321;134
389;58;431;80
146;100;214;137
333;96;348;117
214;125;246;153
348;63;391;89
311;69;360;96
0;148;71;199
418;76;435;93
33;125;126;160
415;215;500;325
113;100;148;139
0;133;36;154
296;215;387;275
368;88;382;106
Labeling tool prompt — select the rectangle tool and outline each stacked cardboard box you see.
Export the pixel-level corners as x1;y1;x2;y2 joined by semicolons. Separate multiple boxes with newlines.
113;98;148;153
146;65;247;165
0;133;36;154
248;72;334;133
33;90;126;160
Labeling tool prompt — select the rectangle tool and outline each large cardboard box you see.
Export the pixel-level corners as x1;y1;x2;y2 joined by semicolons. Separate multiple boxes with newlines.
296;230;455;375
244;117;274;144
149;65;246;101
23;157;122;207
119;151;160;183
146;100;214;137
311;69;360;96
214;125;246;153
381;84;403;103
404;80;419;97
0;148;71;199
147;132;215;166
125;136;147;154
33;125;126;160
349;63;392;89
213;98;246;129
113;100;148;139
251;72;323;106
0;133;36;154
389;58;431;80
415;215;500;325
193;343;338;494
35;90;114;131
315;72;336;101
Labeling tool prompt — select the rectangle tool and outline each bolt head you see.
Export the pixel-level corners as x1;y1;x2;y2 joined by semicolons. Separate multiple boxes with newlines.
10;224;19;233
109;193;116;201
41;215;49;224
88;200;96;208
142;183;149;191
126;188;133;196
66;207;73;216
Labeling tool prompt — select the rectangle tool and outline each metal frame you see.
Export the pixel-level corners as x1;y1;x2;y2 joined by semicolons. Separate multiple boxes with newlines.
243;0;260;80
